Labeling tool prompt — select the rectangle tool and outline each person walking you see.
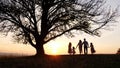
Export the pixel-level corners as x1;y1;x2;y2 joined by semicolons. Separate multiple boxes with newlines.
76;40;83;54
68;42;72;55
90;42;96;54
82;38;89;54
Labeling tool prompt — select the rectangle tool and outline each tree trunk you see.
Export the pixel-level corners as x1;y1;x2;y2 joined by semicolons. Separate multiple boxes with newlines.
35;43;45;56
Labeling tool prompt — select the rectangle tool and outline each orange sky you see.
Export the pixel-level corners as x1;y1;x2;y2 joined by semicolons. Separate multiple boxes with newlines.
0;23;120;55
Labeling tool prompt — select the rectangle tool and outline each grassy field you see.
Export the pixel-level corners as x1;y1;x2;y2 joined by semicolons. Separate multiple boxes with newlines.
0;54;120;68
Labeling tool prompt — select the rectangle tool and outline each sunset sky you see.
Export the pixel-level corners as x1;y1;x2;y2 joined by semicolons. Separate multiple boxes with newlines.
0;0;120;55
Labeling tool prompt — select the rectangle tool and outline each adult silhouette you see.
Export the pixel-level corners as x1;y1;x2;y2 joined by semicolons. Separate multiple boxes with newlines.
76;40;83;54
83;38;89;54
68;42;72;55
90;42;96;54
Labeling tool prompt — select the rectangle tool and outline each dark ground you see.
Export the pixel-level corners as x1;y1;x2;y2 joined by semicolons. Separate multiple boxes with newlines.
0;54;120;68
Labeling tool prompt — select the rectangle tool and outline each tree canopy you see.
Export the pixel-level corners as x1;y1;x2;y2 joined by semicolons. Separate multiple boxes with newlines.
0;0;119;56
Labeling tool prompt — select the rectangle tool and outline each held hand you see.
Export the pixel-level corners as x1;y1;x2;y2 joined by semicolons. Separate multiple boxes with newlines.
76;45;78;49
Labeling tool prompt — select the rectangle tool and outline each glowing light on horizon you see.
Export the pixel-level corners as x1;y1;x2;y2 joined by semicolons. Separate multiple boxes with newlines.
52;49;58;55
45;41;61;55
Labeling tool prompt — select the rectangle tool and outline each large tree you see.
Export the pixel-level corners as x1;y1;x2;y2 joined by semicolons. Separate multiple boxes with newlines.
0;0;119;56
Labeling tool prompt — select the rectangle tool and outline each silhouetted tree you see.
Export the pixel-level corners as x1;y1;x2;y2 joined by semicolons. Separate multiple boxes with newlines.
0;0;119;56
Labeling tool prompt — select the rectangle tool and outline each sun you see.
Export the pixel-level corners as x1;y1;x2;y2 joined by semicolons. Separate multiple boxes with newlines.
52;49;58;55
48;42;60;55
51;45;59;55
45;41;66;55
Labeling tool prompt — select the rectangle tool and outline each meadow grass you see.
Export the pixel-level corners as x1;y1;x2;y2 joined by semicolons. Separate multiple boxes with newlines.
0;54;120;68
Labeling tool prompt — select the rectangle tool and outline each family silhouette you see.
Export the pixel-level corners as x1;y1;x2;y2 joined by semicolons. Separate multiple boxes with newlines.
68;38;96;55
